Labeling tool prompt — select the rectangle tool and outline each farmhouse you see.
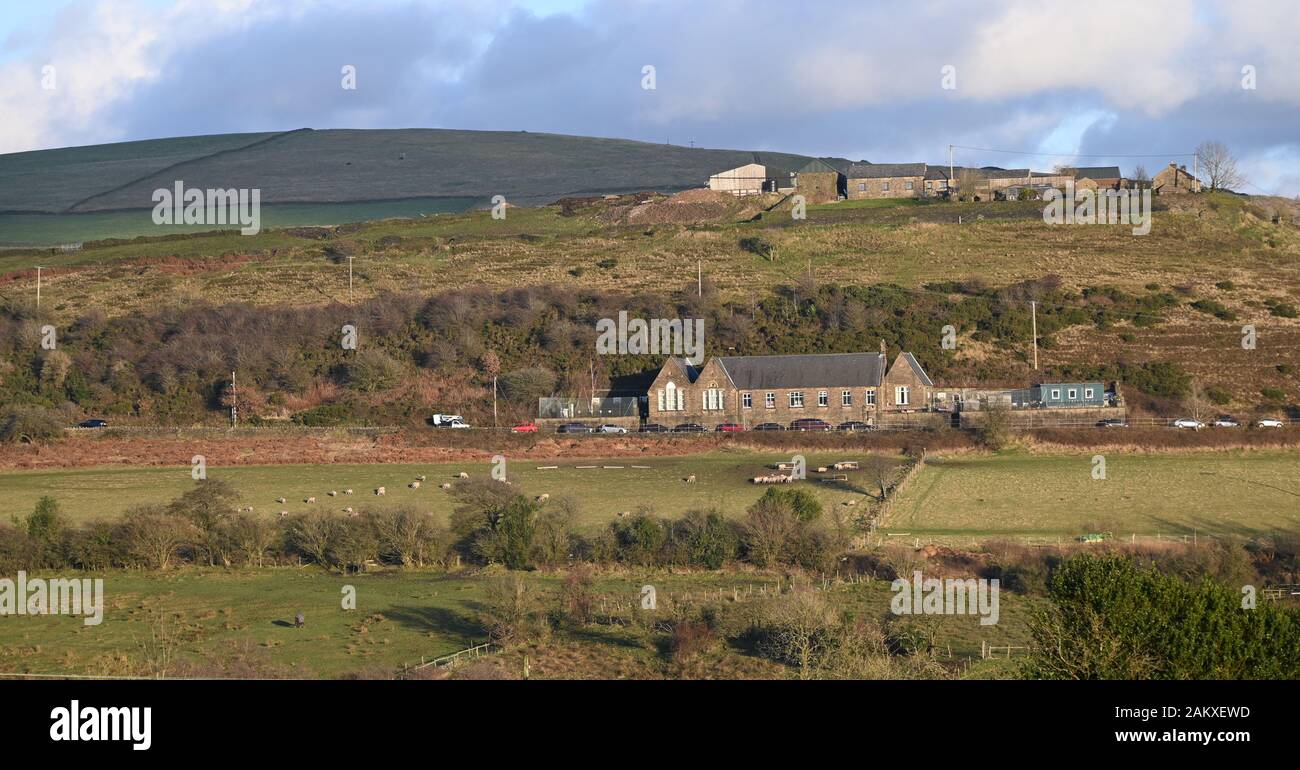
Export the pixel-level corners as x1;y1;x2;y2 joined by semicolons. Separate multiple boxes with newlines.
1152;162;1202;194
644;343;934;428
845;163;932;199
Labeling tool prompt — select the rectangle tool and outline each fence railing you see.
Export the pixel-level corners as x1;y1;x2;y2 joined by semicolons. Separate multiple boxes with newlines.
403;641;498;674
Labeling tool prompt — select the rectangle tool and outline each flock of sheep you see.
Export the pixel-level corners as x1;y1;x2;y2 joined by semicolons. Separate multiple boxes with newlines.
259;471;483;518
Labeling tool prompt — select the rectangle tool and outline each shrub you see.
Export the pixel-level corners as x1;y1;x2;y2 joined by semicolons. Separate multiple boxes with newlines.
0;406;65;443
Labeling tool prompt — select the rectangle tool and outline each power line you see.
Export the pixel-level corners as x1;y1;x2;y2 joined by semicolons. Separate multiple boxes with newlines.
950;144;1194;159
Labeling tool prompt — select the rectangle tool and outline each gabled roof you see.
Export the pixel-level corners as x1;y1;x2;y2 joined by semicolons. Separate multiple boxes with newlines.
798;158;848;174
715;352;886;390
1072;166;1122;180
846;162;927;179
658;357;701;383
897;352;934;387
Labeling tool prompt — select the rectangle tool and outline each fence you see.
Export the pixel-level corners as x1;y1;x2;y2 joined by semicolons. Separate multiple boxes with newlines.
537;397;640;419
403;640;498;674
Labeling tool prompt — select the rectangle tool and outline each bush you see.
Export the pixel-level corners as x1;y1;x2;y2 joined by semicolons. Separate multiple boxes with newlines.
0;406;65;443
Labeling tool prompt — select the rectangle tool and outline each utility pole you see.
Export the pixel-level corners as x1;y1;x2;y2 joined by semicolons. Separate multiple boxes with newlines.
35;266;41;311
948;145;954;189
1030;301;1039;371
348;256;354;303
230;370;238;427
697;260;702;297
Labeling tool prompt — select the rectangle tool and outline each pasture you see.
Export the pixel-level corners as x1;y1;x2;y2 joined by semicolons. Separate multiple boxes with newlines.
884;450;1300;540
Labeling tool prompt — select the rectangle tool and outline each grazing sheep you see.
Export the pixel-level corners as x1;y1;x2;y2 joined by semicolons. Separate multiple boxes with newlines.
278;510;288;518
328;490;338;497
457;472;469;479
535;493;549;503
344;489;354;495
375;487;386;496
617;511;630;518
342;507;355;514
415;475;426;481
276;497;287;504
440;483;452;490
305;497;317;504
685;475;696;483
409;481;421;489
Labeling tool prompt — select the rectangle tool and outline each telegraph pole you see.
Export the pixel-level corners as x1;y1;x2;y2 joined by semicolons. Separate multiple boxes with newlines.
1030;301;1039;370
231;370;238;427
697;260;702;297
35;266;41;311
348;256;354;303
948;144;954;187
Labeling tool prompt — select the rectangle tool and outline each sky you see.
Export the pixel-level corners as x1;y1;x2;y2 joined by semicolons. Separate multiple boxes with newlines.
1;0;1297;195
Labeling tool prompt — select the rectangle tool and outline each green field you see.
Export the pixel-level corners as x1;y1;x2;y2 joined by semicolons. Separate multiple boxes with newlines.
0;450;896;526
0;568;1032;679
885;450;1300;539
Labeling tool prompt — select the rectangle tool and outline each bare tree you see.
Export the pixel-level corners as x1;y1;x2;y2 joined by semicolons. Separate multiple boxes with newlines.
1195;141;1245;191
1132;165;1150;183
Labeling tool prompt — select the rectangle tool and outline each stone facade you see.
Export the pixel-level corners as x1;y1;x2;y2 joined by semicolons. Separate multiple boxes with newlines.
1153;162;1202;194
644;348;933;429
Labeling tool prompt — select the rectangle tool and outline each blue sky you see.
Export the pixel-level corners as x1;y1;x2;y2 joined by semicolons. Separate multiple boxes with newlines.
1;0;1297;195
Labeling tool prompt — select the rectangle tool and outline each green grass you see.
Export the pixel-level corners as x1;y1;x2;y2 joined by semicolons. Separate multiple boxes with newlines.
0;450;898;526
886;449;1300;539
0;567;1035;678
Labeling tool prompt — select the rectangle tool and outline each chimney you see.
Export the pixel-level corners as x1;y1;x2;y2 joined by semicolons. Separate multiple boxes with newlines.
880;339;887;356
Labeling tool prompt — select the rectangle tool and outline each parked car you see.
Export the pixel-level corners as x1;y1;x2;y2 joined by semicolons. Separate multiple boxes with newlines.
790;418;832;432
556;422;592;434
715;423;744;432
752;422;785;431
1172;418;1205;429
1257;418;1286;428
837;421;870;432
596;424;628;434
1097;418;1128;428
431;413;467;428
510;422;538;433
638;423;668;433
1211;416;1239;427
77;419;109;428
672;423;706;433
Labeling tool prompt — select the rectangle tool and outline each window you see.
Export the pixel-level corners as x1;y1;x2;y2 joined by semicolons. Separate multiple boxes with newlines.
866;389;876;406
657;389;665;412
765;392;775;409
938;180;947;189
818;390;828;407
925;180;933;190
905;181;914;190
703;389;724;410
1084;387;1095;399
857;182;866;191
742;392;752;409
1050;388;1061;400
842;390;852;406
882;181;890;192
789;391;804;408
895;386;909;406
1068;388;1078;400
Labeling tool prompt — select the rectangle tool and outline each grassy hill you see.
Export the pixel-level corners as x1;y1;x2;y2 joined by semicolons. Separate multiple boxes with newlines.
0;128;818;245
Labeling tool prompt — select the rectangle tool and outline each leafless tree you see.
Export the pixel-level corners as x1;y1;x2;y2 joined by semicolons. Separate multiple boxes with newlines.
1195;141;1245;191
1132;165;1150;183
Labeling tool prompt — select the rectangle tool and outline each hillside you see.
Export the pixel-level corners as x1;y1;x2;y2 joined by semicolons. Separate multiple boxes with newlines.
0;128;822;244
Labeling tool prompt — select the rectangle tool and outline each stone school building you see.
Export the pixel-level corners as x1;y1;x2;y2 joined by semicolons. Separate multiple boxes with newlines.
645;345;934;428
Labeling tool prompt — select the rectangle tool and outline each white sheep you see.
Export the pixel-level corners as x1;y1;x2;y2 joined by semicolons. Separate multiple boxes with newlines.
457;472;469;479
440;483;452;490
328;490;338;497
409;481;421;489
342;507;355;514
685;475;696;483
276;497;287;504
305;497;317;504
416;475;427;482
279;510;288;518
536;493;549;503
375;487;386;496
344;489;353;495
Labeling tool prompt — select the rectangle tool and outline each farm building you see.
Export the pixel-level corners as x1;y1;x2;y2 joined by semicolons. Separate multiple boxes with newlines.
845;163;931;199
1032;382;1107;408
1152;162;1202;194
643;343;934;428
707;162;795;196
793;158;848;202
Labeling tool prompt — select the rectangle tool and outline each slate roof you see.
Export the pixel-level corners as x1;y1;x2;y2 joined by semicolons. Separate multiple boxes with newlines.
845;162;927;179
798;158;850;174
899;353;934;387
714;352;886;390
1072;166;1122;180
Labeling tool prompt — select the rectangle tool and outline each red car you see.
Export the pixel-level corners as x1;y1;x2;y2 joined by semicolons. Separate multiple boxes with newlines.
510;422;538;433
715;423;744;432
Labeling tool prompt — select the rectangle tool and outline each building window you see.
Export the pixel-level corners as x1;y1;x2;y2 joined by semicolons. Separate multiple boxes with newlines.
882;181;890;192
702;388;724;410
765;392;775;409
857;182;866;191
866;389;876;406
1050;388;1061;400
895;386;909;406
905;181;914;190
742;392;752;409
657;389;665;412
938;180;947;189
1068;388;1078;400
842;390;852;406
818;390;828;407
925;180;932;190
789;391;804;408
1085;387;1095;399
